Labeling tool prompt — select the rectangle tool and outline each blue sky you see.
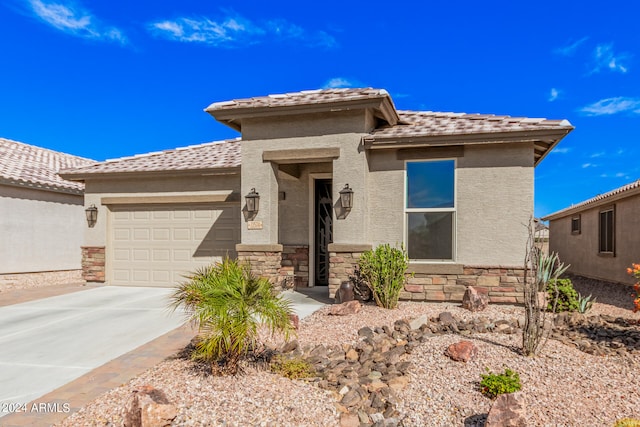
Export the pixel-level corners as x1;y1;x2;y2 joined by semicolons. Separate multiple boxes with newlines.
1;0;638;217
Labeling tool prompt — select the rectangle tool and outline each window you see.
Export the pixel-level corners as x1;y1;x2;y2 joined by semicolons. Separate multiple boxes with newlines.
571;215;581;235
599;207;615;254
406;160;455;260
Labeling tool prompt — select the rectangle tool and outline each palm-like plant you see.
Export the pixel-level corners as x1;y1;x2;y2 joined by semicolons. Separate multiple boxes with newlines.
171;257;295;375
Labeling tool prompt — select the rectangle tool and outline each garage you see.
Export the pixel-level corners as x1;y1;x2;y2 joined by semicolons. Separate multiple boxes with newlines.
109;203;240;287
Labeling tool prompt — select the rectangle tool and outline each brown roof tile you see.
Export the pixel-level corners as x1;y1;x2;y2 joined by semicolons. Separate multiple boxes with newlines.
543;179;640;220
60;138;241;177
0;138;95;194
205;88;390;112
369;110;573;140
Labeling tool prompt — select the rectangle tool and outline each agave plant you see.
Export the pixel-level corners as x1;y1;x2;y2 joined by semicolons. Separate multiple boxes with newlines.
171;257;295;375
577;293;596;313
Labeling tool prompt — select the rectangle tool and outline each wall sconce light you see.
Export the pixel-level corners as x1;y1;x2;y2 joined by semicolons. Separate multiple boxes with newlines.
85;204;98;228
245;188;260;214
339;184;354;211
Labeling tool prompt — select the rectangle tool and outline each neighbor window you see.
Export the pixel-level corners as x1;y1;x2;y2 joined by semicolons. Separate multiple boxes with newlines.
406;160;455;260
599;207;615;254
571;215;581;235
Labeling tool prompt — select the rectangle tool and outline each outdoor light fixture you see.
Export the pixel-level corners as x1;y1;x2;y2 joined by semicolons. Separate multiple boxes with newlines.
85;204;98;228
245;188;260;214
339;184;354;211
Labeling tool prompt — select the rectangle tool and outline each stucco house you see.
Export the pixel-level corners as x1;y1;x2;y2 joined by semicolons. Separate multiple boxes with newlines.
543;179;640;285
0;138;95;284
60;88;573;303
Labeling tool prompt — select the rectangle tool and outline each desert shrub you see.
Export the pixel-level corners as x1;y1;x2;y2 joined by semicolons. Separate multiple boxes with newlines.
479;368;522;399
614;418;640;427
577;293;596;313
628;263;640;313
546;278;579;312
270;355;316;379
358;244;410;309
170;257;295;375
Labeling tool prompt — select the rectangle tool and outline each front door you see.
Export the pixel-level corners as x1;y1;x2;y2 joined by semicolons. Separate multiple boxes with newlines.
314;179;333;286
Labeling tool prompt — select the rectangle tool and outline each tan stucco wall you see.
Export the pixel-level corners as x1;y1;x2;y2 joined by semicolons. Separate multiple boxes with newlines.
367;143;534;266
83;173;241;248
549;195;640;285
0;184;84;274
239;110;374;246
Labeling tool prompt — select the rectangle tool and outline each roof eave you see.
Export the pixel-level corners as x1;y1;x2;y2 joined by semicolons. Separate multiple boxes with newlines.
206;96;399;131
0;177;84;195
542;185;640;221
59;166;241;182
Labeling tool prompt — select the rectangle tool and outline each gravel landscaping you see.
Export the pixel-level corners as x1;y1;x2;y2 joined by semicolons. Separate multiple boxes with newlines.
55;276;640;426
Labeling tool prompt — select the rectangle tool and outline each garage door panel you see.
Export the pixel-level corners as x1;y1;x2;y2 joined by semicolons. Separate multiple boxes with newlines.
110;204;240;287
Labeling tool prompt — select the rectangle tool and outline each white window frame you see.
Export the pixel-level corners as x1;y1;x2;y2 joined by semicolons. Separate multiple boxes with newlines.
404;159;457;263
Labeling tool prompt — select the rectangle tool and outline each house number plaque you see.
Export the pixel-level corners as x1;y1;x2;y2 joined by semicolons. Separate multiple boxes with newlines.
247;221;263;230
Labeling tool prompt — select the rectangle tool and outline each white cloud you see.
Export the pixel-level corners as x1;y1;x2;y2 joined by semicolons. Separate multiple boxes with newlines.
548;88;559;102
148;12;335;48
590;43;631;74
27;0;126;44
554;37;589;56
579;97;640;116
582;163;593;168
323;77;359;89
590;151;605;158
551;147;571;154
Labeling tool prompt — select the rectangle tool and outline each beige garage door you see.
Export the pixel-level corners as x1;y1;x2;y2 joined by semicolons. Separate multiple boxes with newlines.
109;204;240;287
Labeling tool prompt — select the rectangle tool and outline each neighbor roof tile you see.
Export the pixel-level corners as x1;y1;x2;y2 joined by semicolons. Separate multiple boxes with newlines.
0;138;95;193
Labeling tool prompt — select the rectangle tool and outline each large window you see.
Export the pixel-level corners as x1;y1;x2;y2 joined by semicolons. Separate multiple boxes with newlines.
406;160;455;260
599;207;615;254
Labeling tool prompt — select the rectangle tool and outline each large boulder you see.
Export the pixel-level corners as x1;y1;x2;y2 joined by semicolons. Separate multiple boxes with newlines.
329;300;361;316
485;392;527;427
462;286;489;312
123;385;177;427
444;340;478;362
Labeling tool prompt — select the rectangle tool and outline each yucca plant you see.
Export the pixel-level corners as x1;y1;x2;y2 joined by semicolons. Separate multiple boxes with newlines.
171;257;295;375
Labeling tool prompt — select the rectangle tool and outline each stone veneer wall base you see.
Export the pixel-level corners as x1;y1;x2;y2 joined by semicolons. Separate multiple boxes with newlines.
81;246;105;283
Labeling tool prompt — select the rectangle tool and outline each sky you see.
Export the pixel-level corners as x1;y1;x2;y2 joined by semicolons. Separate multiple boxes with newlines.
1;0;639;218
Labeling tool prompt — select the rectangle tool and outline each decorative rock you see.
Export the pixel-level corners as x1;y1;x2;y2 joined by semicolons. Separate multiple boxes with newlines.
280;339;299;353
339;412;360;427
345;348;359;361
409;314;429;330
485;391;527;427
330;300;361;316
288;313;300;330
438;312;456;326
123;385;177;427
462;286;489;312
387;375;410;392
444;340;478;362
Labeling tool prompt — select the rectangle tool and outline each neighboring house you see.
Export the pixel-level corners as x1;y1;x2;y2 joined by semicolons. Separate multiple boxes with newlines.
0;138;95;279
60;88;573;303
534;218;549;254
543;179;640;285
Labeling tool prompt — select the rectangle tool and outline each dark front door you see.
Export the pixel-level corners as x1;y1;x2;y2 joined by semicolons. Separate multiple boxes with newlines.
314;179;333;286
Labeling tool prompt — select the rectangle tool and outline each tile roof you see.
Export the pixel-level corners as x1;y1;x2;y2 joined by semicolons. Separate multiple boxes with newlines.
0;138;95;194
60;138;241;178
543;179;640;220
369;110;573;140
205;88;391;112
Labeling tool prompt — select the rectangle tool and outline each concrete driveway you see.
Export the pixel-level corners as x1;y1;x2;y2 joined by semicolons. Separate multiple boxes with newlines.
0;286;185;416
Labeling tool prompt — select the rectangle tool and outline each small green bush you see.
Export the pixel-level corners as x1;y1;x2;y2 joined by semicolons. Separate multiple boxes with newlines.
270;355;316;379
358;244;410;309
480;368;522;399
614;418;640;427
546;278;579;312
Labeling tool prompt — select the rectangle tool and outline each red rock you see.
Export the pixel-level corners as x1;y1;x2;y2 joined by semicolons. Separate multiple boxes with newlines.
462;286;489;312
289;313;300;330
329;300;361;316
485;392;527;427
444;340;478;362
123;385;177;427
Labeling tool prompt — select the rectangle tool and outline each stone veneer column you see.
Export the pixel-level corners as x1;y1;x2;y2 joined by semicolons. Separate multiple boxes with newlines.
400;264;526;304
236;244;284;291
81;246;105;282
327;243;372;299
281;245;309;288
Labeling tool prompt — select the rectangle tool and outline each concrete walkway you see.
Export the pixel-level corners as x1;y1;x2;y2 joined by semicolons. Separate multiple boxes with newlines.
0;285;328;426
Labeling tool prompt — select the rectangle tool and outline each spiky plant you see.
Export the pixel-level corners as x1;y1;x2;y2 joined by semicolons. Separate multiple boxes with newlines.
171;257;295;375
